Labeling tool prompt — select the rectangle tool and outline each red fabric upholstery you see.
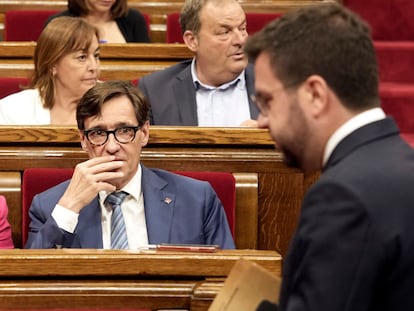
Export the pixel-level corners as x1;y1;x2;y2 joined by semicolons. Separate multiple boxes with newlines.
0;77;29;99
142;13;151;37
246;12;283;35
343;0;414;40
166;12;282;43
380;83;414;133
22;168;236;246
166;12;182;43
401;133;414;147
174;171;236;235
375;41;414;84
4;10;60;41
22;168;74;246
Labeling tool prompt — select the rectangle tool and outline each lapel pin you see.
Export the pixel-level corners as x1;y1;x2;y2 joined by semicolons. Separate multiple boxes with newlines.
163;197;172;204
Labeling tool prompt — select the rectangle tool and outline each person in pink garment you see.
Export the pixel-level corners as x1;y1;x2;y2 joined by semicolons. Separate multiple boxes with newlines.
0;195;13;248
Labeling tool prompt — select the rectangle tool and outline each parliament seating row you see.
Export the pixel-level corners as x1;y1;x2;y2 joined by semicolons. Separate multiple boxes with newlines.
0;0;337;42
2;9;283;42
21;168;237;247
0;40;413;147
0;126;315;257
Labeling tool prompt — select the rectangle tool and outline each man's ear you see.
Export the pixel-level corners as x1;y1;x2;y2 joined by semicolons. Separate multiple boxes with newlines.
79;132;88;152
301;75;329;118
140;121;150;147
183;30;198;52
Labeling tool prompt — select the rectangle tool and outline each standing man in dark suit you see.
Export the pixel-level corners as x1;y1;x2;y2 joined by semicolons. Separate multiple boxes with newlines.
245;3;414;311
26;80;234;250
138;0;259;127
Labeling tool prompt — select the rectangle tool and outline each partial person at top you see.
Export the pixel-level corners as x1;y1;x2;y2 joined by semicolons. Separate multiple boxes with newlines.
0;17;100;125
46;0;150;43
25;80;234;250
138;0;259;127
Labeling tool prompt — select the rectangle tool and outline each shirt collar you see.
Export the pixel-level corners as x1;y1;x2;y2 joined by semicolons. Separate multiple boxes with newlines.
323;107;386;166
191;57;246;91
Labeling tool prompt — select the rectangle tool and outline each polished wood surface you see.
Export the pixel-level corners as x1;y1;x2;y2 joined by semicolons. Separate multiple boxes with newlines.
0;126;318;257
0;248;281;310
0;42;192;80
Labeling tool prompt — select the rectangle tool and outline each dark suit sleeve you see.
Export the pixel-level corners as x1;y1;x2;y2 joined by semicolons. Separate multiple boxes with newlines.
25;194;75;249
280;180;382;311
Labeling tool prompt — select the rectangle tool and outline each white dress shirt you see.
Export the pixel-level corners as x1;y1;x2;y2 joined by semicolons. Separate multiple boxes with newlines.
191;58;251;126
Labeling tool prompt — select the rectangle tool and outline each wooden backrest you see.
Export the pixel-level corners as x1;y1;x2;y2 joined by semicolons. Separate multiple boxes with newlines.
22;168;236;247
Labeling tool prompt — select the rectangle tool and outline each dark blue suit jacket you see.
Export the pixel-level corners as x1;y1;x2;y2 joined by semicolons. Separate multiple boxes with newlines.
138;60;258;125
279;117;414;311
25;165;235;249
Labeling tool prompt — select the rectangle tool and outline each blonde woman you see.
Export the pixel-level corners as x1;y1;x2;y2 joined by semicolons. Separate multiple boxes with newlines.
0;17;100;125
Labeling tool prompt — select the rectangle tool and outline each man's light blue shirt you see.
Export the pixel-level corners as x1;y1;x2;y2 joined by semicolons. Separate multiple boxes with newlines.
191;58;251;126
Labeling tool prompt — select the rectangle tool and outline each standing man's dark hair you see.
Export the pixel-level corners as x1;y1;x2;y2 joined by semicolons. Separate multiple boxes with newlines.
246;3;380;111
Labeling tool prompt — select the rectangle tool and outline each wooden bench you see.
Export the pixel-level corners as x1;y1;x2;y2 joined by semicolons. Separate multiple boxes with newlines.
0;248;282;310
0;0;340;42
0;42;193;80
0;126;319;256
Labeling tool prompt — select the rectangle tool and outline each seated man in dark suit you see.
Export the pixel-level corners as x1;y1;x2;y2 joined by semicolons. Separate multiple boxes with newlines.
138;0;259;127
245;3;414;311
26;80;235;250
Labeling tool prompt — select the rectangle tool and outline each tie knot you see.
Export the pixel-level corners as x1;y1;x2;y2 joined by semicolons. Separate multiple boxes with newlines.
105;191;128;210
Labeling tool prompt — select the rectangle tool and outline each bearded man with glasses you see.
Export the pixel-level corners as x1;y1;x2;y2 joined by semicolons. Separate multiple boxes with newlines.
25;80;234;250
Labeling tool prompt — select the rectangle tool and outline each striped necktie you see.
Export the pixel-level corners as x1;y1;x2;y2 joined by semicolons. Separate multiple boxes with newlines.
105;191;129;249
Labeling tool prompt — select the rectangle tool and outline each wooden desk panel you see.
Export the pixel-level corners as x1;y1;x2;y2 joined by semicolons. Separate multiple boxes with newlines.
0;42;192;80
0;249;281;310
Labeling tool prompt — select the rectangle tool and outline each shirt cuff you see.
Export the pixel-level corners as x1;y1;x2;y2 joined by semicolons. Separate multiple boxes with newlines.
51;204;79;233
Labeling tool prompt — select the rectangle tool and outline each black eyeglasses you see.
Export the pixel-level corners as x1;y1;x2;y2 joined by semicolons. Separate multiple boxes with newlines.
83;126;141;146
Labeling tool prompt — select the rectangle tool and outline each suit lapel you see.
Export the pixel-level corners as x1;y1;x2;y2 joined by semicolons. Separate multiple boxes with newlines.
173;64;198;125
245;63;260;119
141;166;175;244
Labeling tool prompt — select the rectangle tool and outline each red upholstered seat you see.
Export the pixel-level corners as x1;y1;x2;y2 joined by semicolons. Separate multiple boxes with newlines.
343;0;414;41
0;77;29;99
166;12;182;43
380;83;414;134
375;41;414;84
4;10;60;41
166;12;282;43
22;168;236;246
246;12;283;35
